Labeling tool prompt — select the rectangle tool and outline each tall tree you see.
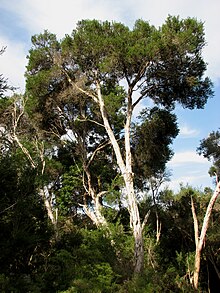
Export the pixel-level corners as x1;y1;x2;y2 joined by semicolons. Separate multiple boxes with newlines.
25;16;213;273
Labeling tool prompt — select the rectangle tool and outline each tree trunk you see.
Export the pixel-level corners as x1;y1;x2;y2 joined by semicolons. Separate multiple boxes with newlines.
193;247;201;290
191;181;220;289
39;187;56;226
82;200;107;227
124;172;144;273
95;80;145;273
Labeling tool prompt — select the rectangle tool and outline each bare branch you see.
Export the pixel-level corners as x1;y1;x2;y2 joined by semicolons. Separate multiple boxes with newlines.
76;117;105;128
61;68;99;103
142;210;151;231
87;140;111;168
0;202;17;214
97;190;108;198
199;182;220;250
12;99;37;169
191;196;199;248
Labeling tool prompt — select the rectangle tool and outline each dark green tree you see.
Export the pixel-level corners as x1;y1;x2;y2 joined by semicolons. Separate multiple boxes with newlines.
25;16;213;274
198;129;220;178
133;107;179;190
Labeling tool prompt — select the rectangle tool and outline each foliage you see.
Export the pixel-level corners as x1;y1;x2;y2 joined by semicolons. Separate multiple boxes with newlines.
198;129;220;178
133;107;179;189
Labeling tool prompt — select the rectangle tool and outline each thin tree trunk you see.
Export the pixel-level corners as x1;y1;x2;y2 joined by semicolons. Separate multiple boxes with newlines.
191;182;220;289
39;187;56;226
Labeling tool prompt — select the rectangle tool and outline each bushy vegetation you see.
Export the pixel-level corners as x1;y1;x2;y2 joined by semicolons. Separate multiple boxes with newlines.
0;161;219;292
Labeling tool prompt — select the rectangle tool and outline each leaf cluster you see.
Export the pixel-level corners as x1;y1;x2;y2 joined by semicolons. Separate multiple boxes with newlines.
197;129;220;177
132;107;179;189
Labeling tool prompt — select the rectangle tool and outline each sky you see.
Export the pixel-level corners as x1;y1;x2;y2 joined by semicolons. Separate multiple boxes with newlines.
0;0;219;192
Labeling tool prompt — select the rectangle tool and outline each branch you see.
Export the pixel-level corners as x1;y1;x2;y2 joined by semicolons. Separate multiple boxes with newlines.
142;210;151;231
209;253;220;280
13;134;37;169
132;94;144;110
0;202;17;214
191;195;199;248
76;117;105;128
199;181;220;251
61;68;99;103
12;98;37;169
35;140;45;175
87;140;111;168
96;79;126;174
130;60;149;90
97;190;108;198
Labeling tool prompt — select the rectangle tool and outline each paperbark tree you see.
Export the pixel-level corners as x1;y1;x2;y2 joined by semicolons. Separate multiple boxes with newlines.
0;94;58;227
191;181;220;289
25;16;213;273
190;130;220;289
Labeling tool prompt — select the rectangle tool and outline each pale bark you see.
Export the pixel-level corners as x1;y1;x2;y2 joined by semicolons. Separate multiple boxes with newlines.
96;80;144;273
191;182;220;289
11;98;57;227
65;71;146;273
39;187;56;226
82;159;108;227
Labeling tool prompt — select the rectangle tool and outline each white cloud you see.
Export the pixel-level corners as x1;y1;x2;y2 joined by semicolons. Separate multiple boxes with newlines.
179;125;199;138
0;0;124;38
166;150;213;191
166;173;213;192
168;151;209;166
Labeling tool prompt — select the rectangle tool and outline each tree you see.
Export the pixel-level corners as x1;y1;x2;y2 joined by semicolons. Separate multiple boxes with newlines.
191;183;220;289
190;131;220;289
25;16;213;274
25;30;126;229
198;129;220;178
0;94;60;228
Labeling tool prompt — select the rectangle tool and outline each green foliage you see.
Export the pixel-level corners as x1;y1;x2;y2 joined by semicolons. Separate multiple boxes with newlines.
0;151;53;292
57;165;83;216
41;249;76;292
133;107;179;189
198;129;220;177
145;16;213;110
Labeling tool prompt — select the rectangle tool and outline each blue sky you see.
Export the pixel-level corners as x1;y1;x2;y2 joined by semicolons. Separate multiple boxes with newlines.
0;0;219;191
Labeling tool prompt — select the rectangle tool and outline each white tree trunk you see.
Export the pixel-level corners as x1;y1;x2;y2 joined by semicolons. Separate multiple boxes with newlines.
39;187;56;226
124;173;144;273
96;80;144;273
191;181;220;289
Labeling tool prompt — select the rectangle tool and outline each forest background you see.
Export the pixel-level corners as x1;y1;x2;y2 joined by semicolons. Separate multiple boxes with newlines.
0;1;220;292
